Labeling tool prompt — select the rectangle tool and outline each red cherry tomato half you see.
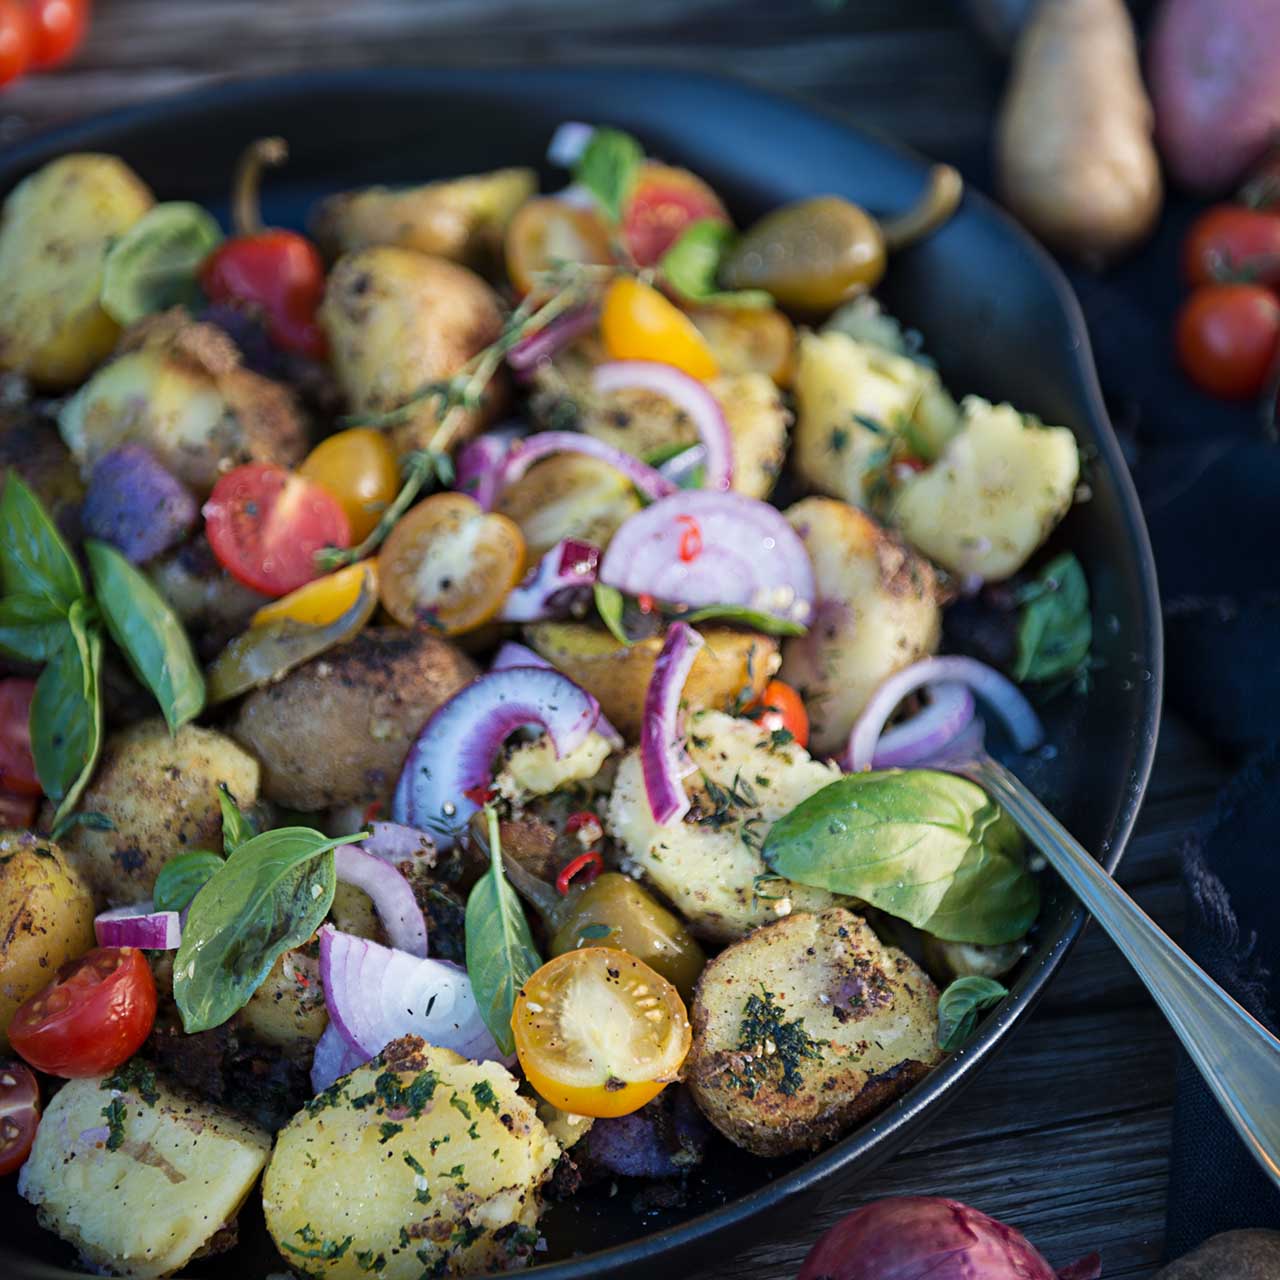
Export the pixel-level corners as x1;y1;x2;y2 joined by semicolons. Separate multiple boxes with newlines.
0;792;37;829
749;679;810;749
9;948;156;1079
1175;283;1280;401
28;0;89;70
203;462;351;597
1183;205;1280;289
0;1060;40;1175
0;679;39;797
622;163;729;268
0;0;34;88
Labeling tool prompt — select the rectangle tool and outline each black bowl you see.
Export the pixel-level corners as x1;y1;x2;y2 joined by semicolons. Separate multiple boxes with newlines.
0;67;1162;1280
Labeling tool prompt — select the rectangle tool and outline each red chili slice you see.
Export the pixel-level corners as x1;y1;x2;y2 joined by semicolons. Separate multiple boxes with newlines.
556;850;604;895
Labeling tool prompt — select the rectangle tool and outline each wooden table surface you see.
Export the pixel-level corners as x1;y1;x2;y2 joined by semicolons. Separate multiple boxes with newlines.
0;2;1212;1276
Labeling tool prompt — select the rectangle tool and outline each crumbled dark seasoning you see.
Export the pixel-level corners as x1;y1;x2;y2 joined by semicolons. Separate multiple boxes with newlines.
101;1059;159;1105
727;986;827;1099
415;1244;450;1278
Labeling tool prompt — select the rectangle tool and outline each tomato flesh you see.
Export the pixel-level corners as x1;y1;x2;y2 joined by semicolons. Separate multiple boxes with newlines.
0;679;40;796
29;0;89;69
622;164;729;268
512;947;691;1118
749;679;810;749
0;1060;39;1175
1176;283;1280;400
9;947;156;1078
203;462;351;597
1183;205;1280;289
600;276;719;380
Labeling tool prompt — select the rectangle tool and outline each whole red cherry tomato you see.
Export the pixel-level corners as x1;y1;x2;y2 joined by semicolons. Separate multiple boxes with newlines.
0;678;39;797
1176;283;1280;400
0;792;37;829
622;163;729;267
9;948;157;1078
0;1061;40;1175
748;679;810;749
29;0;89;69
1183;205;1280;289
0;0;34;88
199;137;328;359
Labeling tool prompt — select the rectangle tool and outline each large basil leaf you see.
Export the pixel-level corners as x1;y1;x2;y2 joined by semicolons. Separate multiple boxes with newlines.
174;827;365;1033
0;593;66;662
85;539;205;733
218;782;256;854
0;473;83;607
573;127;643;225
31;601;103;824
153;849;224;913
659;220;771;309
465;808;541;1056
1012;552;1091;683
762;770;1039;946
937;976;1008;1052
678;603;807;636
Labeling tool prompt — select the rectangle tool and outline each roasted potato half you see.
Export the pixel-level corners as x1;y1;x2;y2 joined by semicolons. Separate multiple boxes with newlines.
237;945;328;1056
321;247;505;456
232;626;478;811
55;719;260;908
0;832;95;1048
263;1036;559;1280
312;167;536;266
0;410;85;538
780;498;941;757
686;907;942;1156
0;154;154;388
526;622;778;742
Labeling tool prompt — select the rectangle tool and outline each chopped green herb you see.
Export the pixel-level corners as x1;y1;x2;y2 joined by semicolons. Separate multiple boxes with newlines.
282;1228;354;1262
448;1093;472;1121
101;1059;159;1105
470;1080;499;1114
101;1098;127;1150
379;1121;404;1144
726;985;826;1099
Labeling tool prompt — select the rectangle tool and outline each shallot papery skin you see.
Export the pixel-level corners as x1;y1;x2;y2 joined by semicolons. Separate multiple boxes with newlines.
796;1197;1101;1280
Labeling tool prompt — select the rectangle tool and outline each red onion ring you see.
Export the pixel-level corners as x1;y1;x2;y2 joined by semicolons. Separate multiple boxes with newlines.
499;538;600;623
593;361;733;492
491;641;623;748
391;666;601;849
318;924;506;1063
847;657;1044;771
641;622;705;824
310;1020;368;1094
500;431;677;503
455;428;523;511
507;306;600;377
866;683;975;768
334;844;428;958
599;490;814;627
358;822;437;866
94;902;181;950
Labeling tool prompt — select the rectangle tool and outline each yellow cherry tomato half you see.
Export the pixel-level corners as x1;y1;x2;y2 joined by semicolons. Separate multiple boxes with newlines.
298;427;400;542
512;947;692;1119
600;276;719;381
505;196;613;297
378;491;525;635
250;560;378;628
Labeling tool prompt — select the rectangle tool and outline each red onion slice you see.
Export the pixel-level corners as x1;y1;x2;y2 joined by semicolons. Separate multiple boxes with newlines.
491;641;624;747
869;683;975;769
359;822;437;866
641;622;705;824
500;432;677;503
499;538;600;623
334;844;428;958
507;306;600;377
547;121;594;168
310;1021;368;1094
599;490;815;627
94;902;181;950
847;656;1045;771
456;428;523;511
593;361;733;492
318;925;506;1063
391;666;600;848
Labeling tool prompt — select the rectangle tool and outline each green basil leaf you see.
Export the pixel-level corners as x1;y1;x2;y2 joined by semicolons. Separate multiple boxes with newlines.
937;975;1008;1052
100;201;224;326
1012;552;1091;684
218;781;257;854
573;127;643;224
465;808;541;1057
31;602;103;824
594;582;633;646
48;810;114;843
0;592;66;662
85;539;205;733
153;849;225;913
762;770;1039;945
659;219;771;309
676;603;807;637
0;473;83;607
174;827;365;1033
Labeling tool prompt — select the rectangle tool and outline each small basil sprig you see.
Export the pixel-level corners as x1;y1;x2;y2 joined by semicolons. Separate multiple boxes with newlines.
1012;552;1092;684
659;220;771;309
465;807;542;1057
937;976;1008;1052
763;770;1040;946
594;582;632;646
218;782;257;853
174;826;367;1033
573;127;643;225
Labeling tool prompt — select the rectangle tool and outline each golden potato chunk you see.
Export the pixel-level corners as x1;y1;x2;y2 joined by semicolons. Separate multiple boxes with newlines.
686;907;941;1156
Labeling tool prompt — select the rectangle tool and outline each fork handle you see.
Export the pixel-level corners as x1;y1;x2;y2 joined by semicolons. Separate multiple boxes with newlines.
968;751;1280;1190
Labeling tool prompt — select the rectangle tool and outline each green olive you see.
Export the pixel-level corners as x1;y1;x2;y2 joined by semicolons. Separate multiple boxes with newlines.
721;196;887;313
549;873;706;1000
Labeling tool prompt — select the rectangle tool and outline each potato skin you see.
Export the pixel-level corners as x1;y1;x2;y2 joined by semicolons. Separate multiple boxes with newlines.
263;1036;559;1280
232;626;478;811
0;832;95;1048
0;154;154;389
56;719;260;907
238;945;328;1056
526;622;778;742
686;908;942;1156
321;247;505;456
780;498;941;756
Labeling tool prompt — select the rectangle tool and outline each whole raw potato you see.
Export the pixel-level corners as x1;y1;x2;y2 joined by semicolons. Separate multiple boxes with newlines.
997;0;1162;262
1157;1229;1280;1279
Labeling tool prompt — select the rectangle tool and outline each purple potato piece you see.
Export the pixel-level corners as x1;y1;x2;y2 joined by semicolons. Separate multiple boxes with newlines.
82;443;197;563
581;1086;711;1178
